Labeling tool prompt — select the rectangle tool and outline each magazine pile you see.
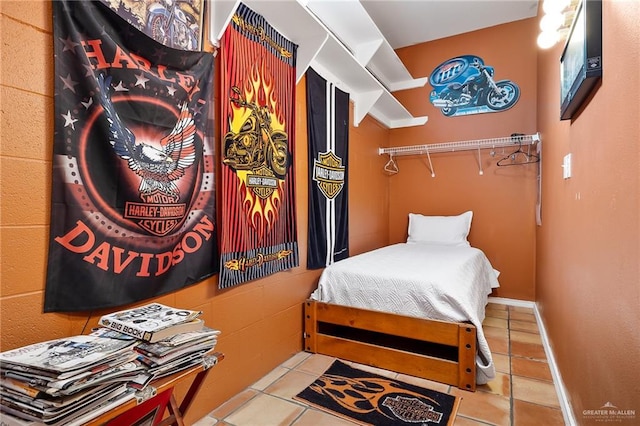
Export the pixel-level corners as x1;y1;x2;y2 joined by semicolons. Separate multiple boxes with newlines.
98;303;206;343
0;304;221;425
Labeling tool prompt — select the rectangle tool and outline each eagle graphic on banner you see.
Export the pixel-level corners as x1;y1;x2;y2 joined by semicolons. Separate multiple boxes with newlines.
98;74;197;202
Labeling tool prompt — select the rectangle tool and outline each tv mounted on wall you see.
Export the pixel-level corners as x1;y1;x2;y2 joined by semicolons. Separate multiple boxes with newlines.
559;0;602;121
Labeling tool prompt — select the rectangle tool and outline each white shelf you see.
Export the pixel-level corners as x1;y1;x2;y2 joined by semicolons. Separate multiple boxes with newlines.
302;0;428;92
208;0;428;128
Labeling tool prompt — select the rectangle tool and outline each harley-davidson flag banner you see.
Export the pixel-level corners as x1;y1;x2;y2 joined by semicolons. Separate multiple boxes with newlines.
45;1;218;312
219;3;299;289
306;68;349;269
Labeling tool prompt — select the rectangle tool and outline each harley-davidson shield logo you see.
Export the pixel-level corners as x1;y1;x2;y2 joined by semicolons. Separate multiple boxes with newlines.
123;198;187;237
247;165;279;199
382;395;444;423
313;151;345;199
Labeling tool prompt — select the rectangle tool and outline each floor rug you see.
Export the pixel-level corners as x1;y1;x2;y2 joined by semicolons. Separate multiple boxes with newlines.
294;360;460;425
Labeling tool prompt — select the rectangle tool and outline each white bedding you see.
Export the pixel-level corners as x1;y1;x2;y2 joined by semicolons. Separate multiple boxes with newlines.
310;242;500;384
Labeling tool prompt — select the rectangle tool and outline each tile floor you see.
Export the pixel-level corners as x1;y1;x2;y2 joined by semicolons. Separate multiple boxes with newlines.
194;303;565;425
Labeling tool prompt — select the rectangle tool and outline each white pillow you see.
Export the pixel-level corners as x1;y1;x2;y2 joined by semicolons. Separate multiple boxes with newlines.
407;211;473;246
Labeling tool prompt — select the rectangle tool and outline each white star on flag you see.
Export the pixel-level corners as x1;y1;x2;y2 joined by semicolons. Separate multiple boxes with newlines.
62;110;78;130
114;81;129;92
81;98;93;109
135;73;149;88
59;36;79;53
82;63;94;77
60;74;79;93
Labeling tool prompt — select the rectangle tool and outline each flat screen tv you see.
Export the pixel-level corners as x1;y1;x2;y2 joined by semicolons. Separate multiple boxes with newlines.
559;0;602;120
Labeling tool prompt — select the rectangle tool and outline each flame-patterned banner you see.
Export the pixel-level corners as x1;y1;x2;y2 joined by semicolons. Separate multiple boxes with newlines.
219;3;299;289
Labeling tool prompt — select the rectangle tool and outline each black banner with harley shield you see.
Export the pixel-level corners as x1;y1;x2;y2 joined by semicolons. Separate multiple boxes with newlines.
45;1;217;312
306;68;349;269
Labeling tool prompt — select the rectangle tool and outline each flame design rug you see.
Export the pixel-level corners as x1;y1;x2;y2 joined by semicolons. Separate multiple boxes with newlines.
294;360;460;425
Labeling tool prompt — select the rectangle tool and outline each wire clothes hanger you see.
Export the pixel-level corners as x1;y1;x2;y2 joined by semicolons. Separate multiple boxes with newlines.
497;133;540;166
384;154;399;174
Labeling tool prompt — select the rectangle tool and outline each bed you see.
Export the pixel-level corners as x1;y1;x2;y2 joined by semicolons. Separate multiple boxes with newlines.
303;211;499;391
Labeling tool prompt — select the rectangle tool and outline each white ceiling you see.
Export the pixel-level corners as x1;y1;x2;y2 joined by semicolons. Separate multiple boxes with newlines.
360;0;540;49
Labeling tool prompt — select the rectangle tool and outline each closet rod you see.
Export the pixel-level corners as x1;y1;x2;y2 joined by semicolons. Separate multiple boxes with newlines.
378;132;540;156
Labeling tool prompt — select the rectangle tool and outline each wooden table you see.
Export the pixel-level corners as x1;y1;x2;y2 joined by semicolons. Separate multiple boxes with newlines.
84;352;224;426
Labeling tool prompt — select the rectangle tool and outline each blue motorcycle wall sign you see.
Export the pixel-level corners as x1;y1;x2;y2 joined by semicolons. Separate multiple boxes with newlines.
428;55;520;117
146;0;200;51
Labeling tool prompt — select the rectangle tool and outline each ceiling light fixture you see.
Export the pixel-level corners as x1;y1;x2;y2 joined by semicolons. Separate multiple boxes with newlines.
537;0;578;49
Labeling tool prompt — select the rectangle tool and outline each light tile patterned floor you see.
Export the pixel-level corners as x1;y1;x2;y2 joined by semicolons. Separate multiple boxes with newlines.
195;304;565;425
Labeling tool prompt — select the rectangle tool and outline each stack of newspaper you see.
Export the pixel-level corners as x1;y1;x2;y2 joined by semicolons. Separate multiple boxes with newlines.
97;303;206;343
0;334;141;425
134;326;221;379
97;303;221;380
0;304;222;425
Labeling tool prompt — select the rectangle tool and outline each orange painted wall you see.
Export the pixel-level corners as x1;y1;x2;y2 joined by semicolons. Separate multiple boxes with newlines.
0;2;389;423
4;0;638;422
535;0;640;421
391;18;540;300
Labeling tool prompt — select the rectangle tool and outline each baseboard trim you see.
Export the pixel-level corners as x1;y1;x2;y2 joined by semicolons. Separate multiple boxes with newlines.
487;297;576;425
532;303;577;426
487;296;535;308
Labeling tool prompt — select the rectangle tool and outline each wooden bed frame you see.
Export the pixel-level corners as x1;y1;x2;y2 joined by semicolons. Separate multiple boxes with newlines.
303;300;477;391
